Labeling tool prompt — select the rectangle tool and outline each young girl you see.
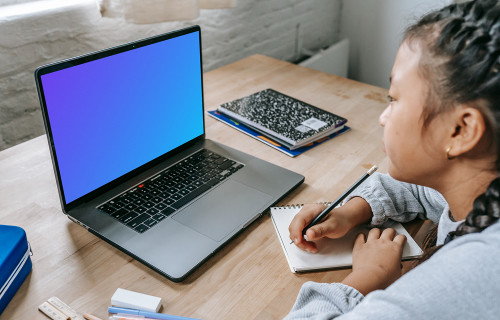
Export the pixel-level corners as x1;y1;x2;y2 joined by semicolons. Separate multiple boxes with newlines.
285;0;500;318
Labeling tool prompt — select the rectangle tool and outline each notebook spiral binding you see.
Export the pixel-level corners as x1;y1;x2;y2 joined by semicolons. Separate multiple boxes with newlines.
274;202;332;209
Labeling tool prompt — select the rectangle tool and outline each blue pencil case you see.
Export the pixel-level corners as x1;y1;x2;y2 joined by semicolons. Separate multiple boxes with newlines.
0;225;32;315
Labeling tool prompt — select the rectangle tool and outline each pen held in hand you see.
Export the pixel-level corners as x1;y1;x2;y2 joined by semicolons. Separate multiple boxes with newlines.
291;165;378;245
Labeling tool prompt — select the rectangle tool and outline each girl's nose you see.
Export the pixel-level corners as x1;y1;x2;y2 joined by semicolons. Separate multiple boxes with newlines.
379;105;391;127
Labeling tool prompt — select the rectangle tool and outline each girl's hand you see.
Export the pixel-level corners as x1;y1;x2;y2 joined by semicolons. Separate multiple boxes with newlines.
288;197;373;253
288;203;353;253
342;228;407;296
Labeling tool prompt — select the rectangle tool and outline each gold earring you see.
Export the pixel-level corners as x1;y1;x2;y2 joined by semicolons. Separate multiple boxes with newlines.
445;146;452;160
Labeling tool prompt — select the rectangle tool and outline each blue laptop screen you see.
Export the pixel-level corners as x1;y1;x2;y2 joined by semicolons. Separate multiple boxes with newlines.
40;31;204;204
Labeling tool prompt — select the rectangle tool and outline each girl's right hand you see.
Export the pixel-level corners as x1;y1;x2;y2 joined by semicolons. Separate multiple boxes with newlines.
288;197;373;253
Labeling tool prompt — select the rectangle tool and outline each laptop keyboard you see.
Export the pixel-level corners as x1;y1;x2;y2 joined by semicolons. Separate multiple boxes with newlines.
97;149;244;233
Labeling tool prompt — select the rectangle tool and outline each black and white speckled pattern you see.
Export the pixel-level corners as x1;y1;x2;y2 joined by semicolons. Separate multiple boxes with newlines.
218;89;347;144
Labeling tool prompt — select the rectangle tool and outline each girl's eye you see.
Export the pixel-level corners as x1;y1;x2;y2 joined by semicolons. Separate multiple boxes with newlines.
387;95;395;103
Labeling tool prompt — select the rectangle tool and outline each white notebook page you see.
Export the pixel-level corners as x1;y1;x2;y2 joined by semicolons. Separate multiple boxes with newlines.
270;206;423;273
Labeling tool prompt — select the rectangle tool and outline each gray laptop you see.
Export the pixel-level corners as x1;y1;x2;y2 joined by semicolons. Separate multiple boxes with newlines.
34;25;304;282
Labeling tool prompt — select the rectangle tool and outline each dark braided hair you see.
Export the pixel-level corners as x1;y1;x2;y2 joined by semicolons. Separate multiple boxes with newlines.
403;0;500;262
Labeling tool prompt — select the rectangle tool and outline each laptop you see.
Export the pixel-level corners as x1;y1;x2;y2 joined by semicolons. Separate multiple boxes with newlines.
35;25;304;282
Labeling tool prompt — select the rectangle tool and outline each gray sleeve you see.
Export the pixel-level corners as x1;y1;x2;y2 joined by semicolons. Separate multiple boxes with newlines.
283;283;364;320
284;223;500;319
344;173;446;225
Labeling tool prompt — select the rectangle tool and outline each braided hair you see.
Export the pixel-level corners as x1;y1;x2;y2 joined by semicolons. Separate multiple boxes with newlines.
403;0;500;261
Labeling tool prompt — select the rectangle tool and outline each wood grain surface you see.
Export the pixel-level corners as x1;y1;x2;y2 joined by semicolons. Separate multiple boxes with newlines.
1;55;420;320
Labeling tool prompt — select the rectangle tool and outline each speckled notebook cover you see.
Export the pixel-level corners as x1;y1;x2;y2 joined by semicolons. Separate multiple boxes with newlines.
218;89;347;147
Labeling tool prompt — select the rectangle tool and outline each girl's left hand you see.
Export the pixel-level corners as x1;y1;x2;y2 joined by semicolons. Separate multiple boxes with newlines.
342;228;407;296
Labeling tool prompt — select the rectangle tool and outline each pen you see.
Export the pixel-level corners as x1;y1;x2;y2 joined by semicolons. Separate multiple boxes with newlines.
109;315;152;320
108;307;201;320
293;165;378;244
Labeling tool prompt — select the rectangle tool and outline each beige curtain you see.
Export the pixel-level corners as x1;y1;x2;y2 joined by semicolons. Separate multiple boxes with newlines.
100;0;237;24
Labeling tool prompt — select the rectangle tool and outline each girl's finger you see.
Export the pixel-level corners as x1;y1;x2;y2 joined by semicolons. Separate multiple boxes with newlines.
394;234;407;245
367;228;381;241
289;204;326;242
306;218;338;240
380;227;396;240
353;232;366;250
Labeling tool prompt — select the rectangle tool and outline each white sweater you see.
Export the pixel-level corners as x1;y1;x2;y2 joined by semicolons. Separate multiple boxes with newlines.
284;173;500;319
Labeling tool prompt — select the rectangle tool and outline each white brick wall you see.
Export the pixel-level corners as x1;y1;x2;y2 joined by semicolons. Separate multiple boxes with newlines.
0;0;341;150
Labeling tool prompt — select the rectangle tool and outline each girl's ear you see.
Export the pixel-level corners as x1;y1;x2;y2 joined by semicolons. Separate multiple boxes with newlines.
446;106;487;159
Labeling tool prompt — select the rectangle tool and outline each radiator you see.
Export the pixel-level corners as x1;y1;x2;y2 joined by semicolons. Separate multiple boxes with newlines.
299;38;349;78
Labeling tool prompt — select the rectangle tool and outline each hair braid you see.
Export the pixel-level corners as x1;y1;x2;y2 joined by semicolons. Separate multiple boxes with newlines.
445;178;500;243
403;0;500;263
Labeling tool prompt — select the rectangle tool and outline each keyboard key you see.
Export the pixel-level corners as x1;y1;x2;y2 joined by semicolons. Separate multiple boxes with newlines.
134;224;149;233
207;178;221;186
152;213;167;221
164;198;175;205
144;218;158;228
167;187;178;193
146;207;160;215
193;181;203;187
115;200;128;207
156;203;168;210
125;203;138;211
119;195;133;204
134;199;146;206
151;197;163;204
172;183;211;209
218;161;233;170
120;211;139;224
135;206;147;214
215;158;226;165
111;208;129;220
143;201;155;209
128;192;140;199
161;207;175;216
174;183;185;190
159;191;171;198
98;204;116;214
108;200;121;208
127;214;149;228
171;193;183;201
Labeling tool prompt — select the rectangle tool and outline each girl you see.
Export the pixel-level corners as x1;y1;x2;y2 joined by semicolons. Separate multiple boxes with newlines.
285;0;500;319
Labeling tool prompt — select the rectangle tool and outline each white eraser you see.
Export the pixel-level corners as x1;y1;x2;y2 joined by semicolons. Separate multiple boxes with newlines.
111;288;162;312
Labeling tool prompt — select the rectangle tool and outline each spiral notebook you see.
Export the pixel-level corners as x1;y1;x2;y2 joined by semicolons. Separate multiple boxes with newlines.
270;205;423;273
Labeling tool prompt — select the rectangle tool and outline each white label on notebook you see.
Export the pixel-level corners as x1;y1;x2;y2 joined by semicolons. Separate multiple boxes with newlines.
301;117;327;130
294;124;313;133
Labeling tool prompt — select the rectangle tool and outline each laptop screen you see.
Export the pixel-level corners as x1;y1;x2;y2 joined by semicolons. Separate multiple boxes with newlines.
38;28;204;205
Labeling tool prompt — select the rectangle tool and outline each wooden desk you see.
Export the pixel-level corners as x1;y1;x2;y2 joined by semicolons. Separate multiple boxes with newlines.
0;55;395;319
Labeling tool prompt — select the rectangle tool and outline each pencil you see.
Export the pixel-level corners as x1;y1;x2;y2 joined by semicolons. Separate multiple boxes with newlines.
292;165;378;244
83;313;104;320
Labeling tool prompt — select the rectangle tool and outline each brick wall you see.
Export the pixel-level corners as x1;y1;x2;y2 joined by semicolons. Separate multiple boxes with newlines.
0;0;341;150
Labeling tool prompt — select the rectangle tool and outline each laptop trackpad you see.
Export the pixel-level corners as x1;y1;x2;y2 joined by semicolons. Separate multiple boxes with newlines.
172;180;273;242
